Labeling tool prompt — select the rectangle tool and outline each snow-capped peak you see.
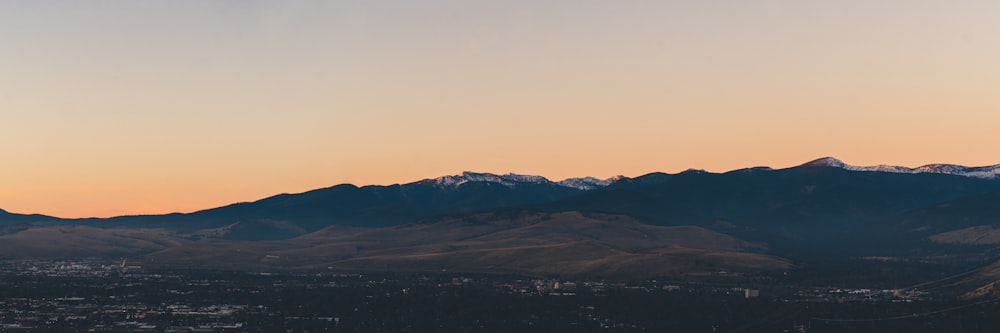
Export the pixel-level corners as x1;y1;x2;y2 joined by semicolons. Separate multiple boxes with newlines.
425;172;625;190
802;157;847;168
428;171;550;188
799;157;1000;179
557;175;628;190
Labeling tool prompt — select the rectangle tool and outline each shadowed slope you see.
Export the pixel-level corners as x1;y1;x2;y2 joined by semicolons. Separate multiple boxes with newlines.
0;225;189;258
142;211;788;278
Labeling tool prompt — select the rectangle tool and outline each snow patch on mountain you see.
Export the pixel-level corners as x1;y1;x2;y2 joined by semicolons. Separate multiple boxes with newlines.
428;171;551;188
801;157;1000;179
557;175;628;190
426;172;626;190
802;157;847;168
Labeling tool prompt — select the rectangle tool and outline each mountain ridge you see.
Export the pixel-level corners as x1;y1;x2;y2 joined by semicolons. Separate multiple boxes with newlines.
2;157;1000;280
420;171;628;190
800;157;1000;179
3;157;999;221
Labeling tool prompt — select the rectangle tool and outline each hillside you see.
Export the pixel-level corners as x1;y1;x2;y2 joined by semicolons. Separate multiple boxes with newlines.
141;211;789;278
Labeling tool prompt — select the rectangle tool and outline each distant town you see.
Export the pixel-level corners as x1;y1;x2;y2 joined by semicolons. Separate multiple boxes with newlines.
0;259;995;332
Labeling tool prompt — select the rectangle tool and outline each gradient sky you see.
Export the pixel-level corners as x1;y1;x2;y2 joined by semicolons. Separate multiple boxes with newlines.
2;1;999;218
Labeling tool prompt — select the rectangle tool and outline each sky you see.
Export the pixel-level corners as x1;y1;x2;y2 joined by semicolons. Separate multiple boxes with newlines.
2;1;999;218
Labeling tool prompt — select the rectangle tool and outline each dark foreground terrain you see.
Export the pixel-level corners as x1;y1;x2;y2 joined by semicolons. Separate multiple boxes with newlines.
1;259;999;333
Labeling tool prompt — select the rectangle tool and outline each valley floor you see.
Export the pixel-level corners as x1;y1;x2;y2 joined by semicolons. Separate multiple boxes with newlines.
0;259;998;332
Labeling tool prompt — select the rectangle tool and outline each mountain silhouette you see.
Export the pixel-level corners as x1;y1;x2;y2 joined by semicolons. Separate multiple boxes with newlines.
2;157;1000;278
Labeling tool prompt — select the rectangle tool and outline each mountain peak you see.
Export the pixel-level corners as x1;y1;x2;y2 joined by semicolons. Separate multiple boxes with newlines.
427;171;552;188
424;171;626;190
801;157;847;168
557;175;629;190
680;168;709;174
460;171;550;184
796;157;1000;179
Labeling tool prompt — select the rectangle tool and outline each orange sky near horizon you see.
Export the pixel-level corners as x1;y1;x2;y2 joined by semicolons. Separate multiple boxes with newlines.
2;1;999;218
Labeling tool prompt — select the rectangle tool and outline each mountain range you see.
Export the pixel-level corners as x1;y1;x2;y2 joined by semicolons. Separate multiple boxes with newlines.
3;157;1000;281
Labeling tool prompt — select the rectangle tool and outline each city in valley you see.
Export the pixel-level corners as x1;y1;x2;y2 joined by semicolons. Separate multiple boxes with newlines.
0;258;997;333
